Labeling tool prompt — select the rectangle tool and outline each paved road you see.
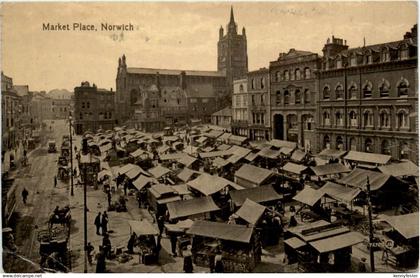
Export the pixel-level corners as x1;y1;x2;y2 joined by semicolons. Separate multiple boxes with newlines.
3;120;71;273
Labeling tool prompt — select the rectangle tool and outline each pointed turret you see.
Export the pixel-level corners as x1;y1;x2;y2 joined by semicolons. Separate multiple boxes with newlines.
227;6;237;35
229;6;235;24
242;27;246;37
219;25;224;39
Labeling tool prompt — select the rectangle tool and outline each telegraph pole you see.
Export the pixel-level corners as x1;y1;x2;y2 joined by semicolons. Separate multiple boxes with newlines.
69;113;74;196
366;176;375;272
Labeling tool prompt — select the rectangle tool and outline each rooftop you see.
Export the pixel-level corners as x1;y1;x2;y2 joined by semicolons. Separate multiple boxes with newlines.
127;67;225;77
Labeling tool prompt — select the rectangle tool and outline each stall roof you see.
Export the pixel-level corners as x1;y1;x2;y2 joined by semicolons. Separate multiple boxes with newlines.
257;147;281;159
229;185;283;207
128;220;159;236
337;168;397;191
319;182;362;203
157;195;182;205
125;166;144;180
201;146;215;152
284;237;306;249
187;220;254;243
205;130;224;139
317;149;347;159
293;187;325;207
100;144;113;153
167;196;220;219
187;174;242;196
160;153;184;161
344;151;391;165
149;165;171;178
163;136;179;142
178;154;197;167
158;145;171;154
245;152;259;162
177;168;201;183
165;219;194;233
235;164;274;186
291;149;307;162
130;148;145;158
268;139;297;149
199;150;231;158
79;154;100;164
235;199;266;225
309;231;364;253
170;184;191;196
228;135;248;145
249;140;270;150
381;212;419;239
280;147;295;156
311;163;351;176
117;163;138;175
217;133;232;141
149;183;176;198
196;136;208;144
378;161;419;177
228;146;252;163
287;220;329;235
283;162;308;175
213;157;231;168
133;175;153;191
217;144;232;151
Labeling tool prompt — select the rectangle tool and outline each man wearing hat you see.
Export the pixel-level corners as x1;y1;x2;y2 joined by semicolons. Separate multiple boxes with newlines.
214;255;224;273
358;257;367;272
183;245;194;273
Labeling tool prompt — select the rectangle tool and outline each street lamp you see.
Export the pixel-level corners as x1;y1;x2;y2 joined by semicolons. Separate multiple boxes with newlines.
69;113;74;196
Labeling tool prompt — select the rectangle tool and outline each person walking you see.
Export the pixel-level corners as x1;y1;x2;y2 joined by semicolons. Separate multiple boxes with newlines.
183;246;194;273
22;188;29;205
94;212;102;235
86;242;94;265
102;234;112;259
95;245;106;273
157;215;165;236
127;232;136;254
358;257;368;272
101;211;109;235
54;175;57;187
107;190;112;208
169;232;178;257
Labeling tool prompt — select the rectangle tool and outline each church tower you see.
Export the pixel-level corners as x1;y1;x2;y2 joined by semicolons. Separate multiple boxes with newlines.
217;6;248;93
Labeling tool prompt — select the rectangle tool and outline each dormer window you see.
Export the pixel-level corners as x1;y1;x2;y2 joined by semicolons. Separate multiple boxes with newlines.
350;54;357;67
381;48;390;62
336;57;342;69
399;44;410;60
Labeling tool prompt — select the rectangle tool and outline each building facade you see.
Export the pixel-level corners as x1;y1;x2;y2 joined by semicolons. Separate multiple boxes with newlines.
269;49;320;151
317;25;418;163
74;81;115;135
51;98;72;119
211;107;232;128
231;79;249;136
247;68;271;141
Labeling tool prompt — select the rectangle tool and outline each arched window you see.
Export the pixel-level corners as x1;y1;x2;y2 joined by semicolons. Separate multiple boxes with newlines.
399;44;410;60
379;80;390;97
400;141;409;159
365;52;373;64
363;110;373;127
365;138;373;153
380;110;390;128
349;111;357;127
261;77;265;89
335;111;343;126
349;137;357;151
381;48;390;62
284;70;289;81
336;136;344;150
397;79;409;97
397;110;409;128
323;111;331;126
335;84;344;99
324;135;331;149
304;68;311;79
295;69;301;80
295;90;302;104
276;90;281;105
284;90;290;105
323;86;331;100
239;84;244;92
363;82;372;98
276;71;282;82
251;79;256;90
381;140;391;155
304;89;311;104
349;84;358;99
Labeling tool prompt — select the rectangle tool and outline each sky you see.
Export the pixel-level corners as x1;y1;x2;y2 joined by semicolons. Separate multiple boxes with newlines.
1;1;417;92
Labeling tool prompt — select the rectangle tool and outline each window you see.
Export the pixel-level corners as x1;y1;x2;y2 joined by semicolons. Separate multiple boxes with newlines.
261;77;265;89
202;98;209;104
239;84;244;92
349;111;357;127
323;86;331;100
365;54;373;64
397;79;409;97
381;140;391;155
399;45;410;60
323;135;331;149
381;48;390;62
335;85;344;99
276;91;281;105
80;112;83;120
251;79;256;90
323;111;330;126
397;111;408;128
82;102;85;108
260;94;264;105
336;57;342;69
295;69;301;80
349;138;357;151
261;113;265;124
335;111;343;126
304;68;311;79
380;111;390;128
350;54;357;67
295;90;301;104
365;138;373;153
379;80;390;97
304;89;311;104
284;91;289;105
363;110;373;127
336;136;344;150
349;85;357;99
363;82;372;98
400;141;409;159
276;71;281;82
87;102;90;109
284;70;289;81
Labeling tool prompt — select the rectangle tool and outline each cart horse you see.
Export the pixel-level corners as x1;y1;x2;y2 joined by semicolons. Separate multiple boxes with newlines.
47;205;71;231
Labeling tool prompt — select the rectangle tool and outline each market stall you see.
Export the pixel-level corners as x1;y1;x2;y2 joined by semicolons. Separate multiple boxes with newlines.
234;164;275;188
187;220;261;272
167;196;220;221
128;220;160;265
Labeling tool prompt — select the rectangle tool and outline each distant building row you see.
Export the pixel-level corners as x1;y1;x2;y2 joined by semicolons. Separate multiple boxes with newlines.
228;24;418;163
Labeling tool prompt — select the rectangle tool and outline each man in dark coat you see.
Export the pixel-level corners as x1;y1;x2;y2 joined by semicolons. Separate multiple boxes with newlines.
107;190;112;208
183;252;193;273
95;246;106;273
22;188;29;204
157;215;165;236
214;255;224;273
169;233;178;257
86;242;94;265
358;258;368;272
102;234;112;259
101;211;109;235
54;176;57;187
127;233;136;254
94;212;102;235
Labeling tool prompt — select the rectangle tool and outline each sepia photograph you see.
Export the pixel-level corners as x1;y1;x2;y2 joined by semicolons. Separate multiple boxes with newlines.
0;1;418;274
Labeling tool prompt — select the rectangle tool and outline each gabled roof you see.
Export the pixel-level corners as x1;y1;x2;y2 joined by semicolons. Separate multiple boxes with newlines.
187;220;254;243
282;162;309;175
277;49;316;61
132;175;153;190
149;165;171;178
268;139;297;149
235;198;266;225
293;187;325;207
291;149;307;163
319;182;362;203
378;161;419;177
235;164;273;185
317;149;347;159
337;168;399;191
127;67;224;77
344;151;391;165
309;231;364;254
257;147;281;159
187;173;242;196
381;212;419;239
311;163;351;176
177;168;201;183
229;185;283;206
167;196;220;219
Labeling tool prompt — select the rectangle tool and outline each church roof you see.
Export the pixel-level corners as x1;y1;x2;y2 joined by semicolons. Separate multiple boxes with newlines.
336;38;415;58
127;67;225;78
186;84;216;98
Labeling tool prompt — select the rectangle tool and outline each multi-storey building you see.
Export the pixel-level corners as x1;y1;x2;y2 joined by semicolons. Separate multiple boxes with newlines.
115;8;247;126
1;73;21;150
51;98;72;119
231;79;249;136
247;68;271;141
74;81;115;134
211;107;232;128
269;49;320;151
317;25;418;163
